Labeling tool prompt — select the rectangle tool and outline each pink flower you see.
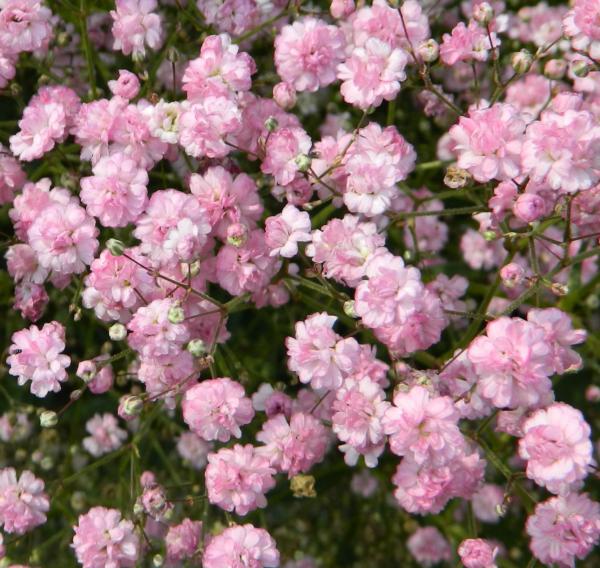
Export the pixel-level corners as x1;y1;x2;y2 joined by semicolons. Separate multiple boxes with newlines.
80;153;148;227
127;299;190;360
343;123;416;216
0;0;53;54
138;351;196;408
133;189;210;265
286;312;361;390
460;228;505;271
522;105;600;193
182;378;254;442
467;317;555;409
563;0;600;60
338;38;408;110
0;145;25;204
111;0;162;58
195;0;261;37
179;97;241;158
526;308;587;374
273;82;296;109
513;193;546;223
176;432;212;470
28;200;99;277
256;412;329;477
265;204;312;258
189;165;263;239
383;385;464;464
0;468;49;534
5;243;47;285
331;0;355;19
205;444;276;515
440;21;498;66
458;539;498;568
472;484;505;523
332;376;389;467
527;493;600;567
14;281;49;322
183;33;255;101
202;524;279;568
7;321;70;397
82;413;128;457
108;70;140;99
519;403;593;495
274;17;345;92
407;527;452;568
449;103;526;183
72;506;139;568
262;127;312;187
77;357;114;395
165;519;202;563
306;215;385;287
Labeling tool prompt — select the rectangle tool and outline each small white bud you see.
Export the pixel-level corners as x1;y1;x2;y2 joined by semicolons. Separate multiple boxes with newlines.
40;410;58;428
109;323;127;341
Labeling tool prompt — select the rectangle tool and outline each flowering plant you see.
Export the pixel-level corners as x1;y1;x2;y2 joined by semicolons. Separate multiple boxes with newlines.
0;0;599;566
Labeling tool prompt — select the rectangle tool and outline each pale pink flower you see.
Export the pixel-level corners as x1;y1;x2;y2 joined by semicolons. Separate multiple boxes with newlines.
331;0;355;19
183;33;255;101
108;70;140;99
526;308;587;374
274;17;345;92
338;38;408;110
262;127;312;187
165;519;202;563
176;432;212;470
5;243;48;285
513;193;546;223
527;493;600;567
202;524;279;568
471;484;505;523
0;146;25;204
343;123;416;216
440;21;498;66
27;200;99;276
383;385;464;464
256;412;329;478
522;105;600;193
332;376;389;467
265;204;312;258
286;312;361;390
0;0;53;54
467;317;555;409
273;82;296;109
519;403;593;495
306;215;385;287
458;539;498;568
111;0;162;58
195;0;261;37
460;228;505;271
7;321;70;398
80;153;148;227
0;468;49;535
563;0;600;60
14;281;49;322
182;378;254;442
407;527;452;568
189;165;263;239
127;298;190;360
206;444;276;515
449;103;526;183
178;97;241;158
77;357;114;395
82;413;128;457
72;506;139;568
0;51;16;89
133;189;210;265
0;412;32;443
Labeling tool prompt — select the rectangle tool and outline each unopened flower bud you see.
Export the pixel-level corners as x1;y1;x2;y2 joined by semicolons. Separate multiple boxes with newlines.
473;2;494;25
40;411;58;428
273;82;297;110
586;295;599;309
153;554;164;567
571;59;591;78
182;260;201;278
511;50;533;74
294;153;312;173
10;82;22;97
343;300;358;318
549;282;568;296
417;39;439;63
264;116;279;132
109;323;127;341
495;503;507;517
70;389;83;401
187;338;207;357
56;31;71;47
500;262;525;287
544;59;567;80
118;395;144;421
70;491;86;511
168;304;185;324
585;385;600;402
483;230;498;241
226;223;249;247
106;238;126;256
444;165;471;188
513;193;545;223
166;46;180;63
